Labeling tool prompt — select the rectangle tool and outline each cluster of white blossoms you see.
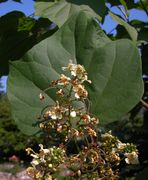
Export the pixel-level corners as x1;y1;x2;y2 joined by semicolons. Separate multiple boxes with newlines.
27;61;139;180
44;101;67;120
54;60;91;99
101;131;139;165
62;60;91;83
26;145;65;180
38;61;99;140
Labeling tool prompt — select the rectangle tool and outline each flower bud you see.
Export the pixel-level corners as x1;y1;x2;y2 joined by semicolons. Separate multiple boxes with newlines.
39;93;45;100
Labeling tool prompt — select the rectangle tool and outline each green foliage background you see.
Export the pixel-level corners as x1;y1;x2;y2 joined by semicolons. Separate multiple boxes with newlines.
0;95;42;160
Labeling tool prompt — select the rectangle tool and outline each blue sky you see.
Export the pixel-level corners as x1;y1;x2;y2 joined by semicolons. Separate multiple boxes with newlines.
0;0;34;16
0;0;148;91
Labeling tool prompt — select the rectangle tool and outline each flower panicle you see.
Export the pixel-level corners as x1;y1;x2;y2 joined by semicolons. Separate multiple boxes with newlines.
26;61;139;180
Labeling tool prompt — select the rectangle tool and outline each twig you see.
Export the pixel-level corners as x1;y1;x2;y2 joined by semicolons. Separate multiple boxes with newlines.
140;99;148;109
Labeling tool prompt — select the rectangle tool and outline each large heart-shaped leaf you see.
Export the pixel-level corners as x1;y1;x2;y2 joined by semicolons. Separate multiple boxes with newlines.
7;11;143;135
35;0;106;27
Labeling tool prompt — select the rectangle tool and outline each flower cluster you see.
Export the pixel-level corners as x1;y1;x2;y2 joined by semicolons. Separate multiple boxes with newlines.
26;61;139;180
50;60;91;100
100;131;139;165
26;145;65;180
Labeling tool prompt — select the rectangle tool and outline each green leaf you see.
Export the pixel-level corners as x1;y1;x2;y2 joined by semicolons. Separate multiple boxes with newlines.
18;17;36;32
119;0;128;13
35;0;107;27
130;20;148;43
135;0;148;11
107;0;135;9
68;0;106;17
7;11;143;135
0;11;57;77
109;12;138;41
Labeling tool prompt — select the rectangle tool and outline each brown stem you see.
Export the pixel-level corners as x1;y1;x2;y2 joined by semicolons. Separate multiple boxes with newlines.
140;99;148;109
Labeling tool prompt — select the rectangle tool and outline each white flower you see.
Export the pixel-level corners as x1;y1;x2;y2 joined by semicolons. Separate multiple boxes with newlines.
73;84;88;99
57;125;63;132
39;144;50;154
30;154;38;159
57;74;71;86
101;131;113;139
51;114;57;120
48;164;53;168
117;142;127;150
86;127;97;136
45;101;68;120
62;60;76;75
70;111;76;117
125;152;139;164
62;60;91;83
81;114;91;123
39;93;45;100
56;89;64;96
31;159;40;166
